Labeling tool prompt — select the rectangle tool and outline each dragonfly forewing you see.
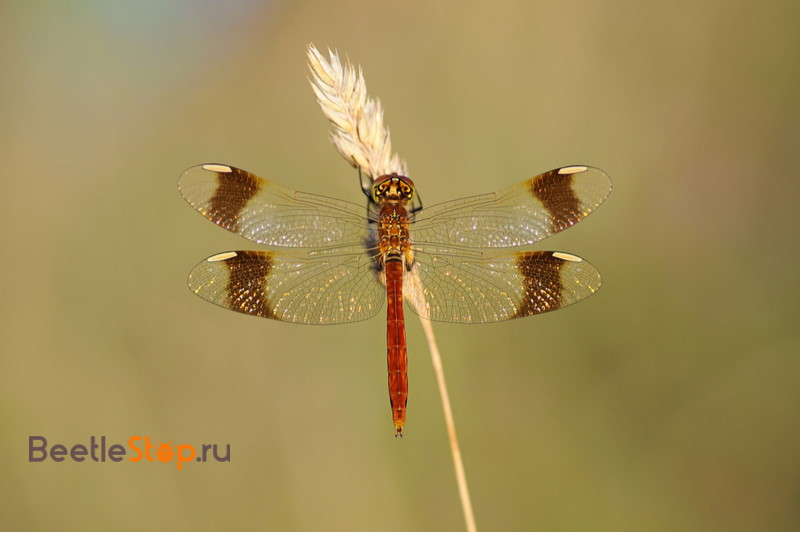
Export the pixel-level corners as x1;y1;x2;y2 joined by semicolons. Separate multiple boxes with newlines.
179;164;373;248
410;165;611;249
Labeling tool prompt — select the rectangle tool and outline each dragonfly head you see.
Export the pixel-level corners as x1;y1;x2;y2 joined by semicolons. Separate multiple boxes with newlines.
371;174;416;204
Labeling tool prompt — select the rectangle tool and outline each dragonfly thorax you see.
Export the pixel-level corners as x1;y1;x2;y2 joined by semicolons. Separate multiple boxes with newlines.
371;174;415;204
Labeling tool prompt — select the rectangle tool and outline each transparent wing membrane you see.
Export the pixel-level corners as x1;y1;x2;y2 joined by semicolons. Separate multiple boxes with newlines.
180;163;609;325
405;249;601;323
188;248;384;325
179;164;372;248
411;166;611;248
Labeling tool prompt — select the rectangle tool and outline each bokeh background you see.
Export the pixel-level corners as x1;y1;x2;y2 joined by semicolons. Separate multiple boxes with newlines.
2;1;799;530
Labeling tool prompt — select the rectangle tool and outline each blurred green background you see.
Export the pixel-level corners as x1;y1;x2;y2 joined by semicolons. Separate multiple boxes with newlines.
2;1;799;530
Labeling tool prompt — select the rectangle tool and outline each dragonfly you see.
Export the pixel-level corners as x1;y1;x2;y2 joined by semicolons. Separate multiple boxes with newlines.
179;163;611;436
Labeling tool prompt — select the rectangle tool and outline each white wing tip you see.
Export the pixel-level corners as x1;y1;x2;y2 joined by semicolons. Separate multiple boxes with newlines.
202;164;233;173
208;251;238;262
558;165;589;175
553;252;583;262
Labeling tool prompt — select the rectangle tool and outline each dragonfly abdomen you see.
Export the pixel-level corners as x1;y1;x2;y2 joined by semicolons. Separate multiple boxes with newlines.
385;257;408;437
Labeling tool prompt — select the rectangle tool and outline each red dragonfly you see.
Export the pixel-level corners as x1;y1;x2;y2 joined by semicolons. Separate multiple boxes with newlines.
179;163;611;435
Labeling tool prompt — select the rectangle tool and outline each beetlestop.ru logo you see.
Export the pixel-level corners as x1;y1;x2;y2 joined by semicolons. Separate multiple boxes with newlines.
28;436;230;470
